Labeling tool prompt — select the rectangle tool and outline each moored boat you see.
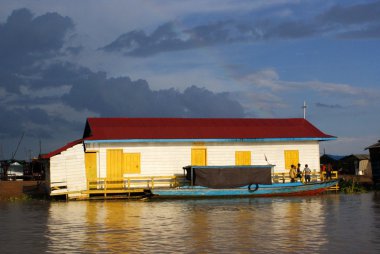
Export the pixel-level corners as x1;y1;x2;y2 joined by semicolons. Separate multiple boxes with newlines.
150;165;338;198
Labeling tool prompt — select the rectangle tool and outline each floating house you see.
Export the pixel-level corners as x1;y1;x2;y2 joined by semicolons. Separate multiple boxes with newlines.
42;118;335;199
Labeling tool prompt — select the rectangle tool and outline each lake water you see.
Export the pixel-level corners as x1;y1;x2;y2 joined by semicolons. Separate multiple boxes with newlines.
1;193;380;253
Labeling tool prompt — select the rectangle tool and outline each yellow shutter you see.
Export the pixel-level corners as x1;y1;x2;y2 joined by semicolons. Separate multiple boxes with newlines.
85;152;97;180
235;151;251;166
123;153;141;174
106;149;123;178
191;148;207;166
284;150;299;170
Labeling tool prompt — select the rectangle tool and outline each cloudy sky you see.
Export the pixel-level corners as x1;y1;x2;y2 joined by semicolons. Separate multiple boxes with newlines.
0;0;379;159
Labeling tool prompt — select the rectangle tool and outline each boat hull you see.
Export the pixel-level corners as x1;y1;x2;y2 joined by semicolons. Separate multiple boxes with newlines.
151;181;338;198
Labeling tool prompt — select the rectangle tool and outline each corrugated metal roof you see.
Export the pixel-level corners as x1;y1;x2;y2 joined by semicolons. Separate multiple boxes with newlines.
352;154;370;160
366;140;380;150
341;154;370;161
83;117;335;140
42;118;335;159
40;139;83;159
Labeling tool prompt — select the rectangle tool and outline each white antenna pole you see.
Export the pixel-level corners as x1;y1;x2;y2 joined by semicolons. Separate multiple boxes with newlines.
302;101;307;119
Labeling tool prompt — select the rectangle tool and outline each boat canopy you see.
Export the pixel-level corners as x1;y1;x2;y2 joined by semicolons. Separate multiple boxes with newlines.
183;165;273;188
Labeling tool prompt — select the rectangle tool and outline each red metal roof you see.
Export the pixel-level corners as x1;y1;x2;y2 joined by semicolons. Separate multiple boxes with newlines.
83;118;334;140
40;139;83;159
42;118;334;158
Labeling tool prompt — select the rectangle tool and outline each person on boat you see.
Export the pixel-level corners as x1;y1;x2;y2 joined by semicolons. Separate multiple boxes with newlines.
289;164;297;182
296;163;302;182
320;164;326;181
326;163;333;180
303;164;311;183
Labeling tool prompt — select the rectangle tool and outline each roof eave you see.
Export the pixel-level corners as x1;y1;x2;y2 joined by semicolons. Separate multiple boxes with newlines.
84;137;336;144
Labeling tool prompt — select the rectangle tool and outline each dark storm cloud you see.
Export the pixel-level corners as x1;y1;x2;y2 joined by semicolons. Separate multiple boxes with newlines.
317;1;380;25
315;103;343;109
182;86;243;117
0;106;52;138
317;1;380;38
263;20;319;39
0;8;74;70
0;8;244;140
0;8;246;157
64;73;244;118
0;7;79;145
259;1;380;39
102;1;380;57
101;21;245;56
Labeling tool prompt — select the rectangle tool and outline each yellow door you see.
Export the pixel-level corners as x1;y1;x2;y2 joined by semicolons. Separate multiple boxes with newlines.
284;150;299;170
191;148;207;166
123;153;141;174
106;149;123;178
235;151;251;166
85;152;97;180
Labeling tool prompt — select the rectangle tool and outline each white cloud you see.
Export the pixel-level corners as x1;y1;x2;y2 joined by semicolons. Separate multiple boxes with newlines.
240;69;380;99
306;81;364;96
234;90;288;117
240;69;284;91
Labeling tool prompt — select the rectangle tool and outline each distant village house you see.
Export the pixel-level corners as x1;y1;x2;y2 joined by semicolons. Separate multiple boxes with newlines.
366;140;380;185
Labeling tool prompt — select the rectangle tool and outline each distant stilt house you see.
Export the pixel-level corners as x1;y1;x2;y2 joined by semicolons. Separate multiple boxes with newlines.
339;154;372;176
41;118;335;199
366;140;380;184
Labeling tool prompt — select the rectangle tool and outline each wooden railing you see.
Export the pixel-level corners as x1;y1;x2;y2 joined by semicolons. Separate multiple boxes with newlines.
86;172;339;191
320;171;340;191
86;175;187;192
272;171;339;182
272;171;339;190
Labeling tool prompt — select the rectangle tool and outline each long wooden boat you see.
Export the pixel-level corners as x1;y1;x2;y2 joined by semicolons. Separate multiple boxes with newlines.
151;181;338;198
150;165;338;198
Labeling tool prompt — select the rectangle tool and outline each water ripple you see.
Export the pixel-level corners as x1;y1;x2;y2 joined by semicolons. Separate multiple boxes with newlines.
1;194;380;253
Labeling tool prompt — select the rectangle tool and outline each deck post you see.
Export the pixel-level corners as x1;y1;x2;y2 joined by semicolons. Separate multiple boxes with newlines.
191;167;194;186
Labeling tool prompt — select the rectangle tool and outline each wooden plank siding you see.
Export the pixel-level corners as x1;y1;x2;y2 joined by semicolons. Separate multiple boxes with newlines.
85;141;321;177
49;141;321;198
49;143;87;197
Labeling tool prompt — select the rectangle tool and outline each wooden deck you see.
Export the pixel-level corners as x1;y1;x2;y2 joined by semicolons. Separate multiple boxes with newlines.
272;171;339;191
50;176;185;200
51;171;340;200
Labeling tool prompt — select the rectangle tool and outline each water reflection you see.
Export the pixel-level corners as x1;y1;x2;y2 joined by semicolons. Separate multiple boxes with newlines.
0;200;49;253
1;193;380;253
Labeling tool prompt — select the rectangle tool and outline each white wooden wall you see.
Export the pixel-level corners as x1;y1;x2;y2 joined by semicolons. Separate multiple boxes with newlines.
49;141;321;196
85;141;321;177
50;143;86;194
